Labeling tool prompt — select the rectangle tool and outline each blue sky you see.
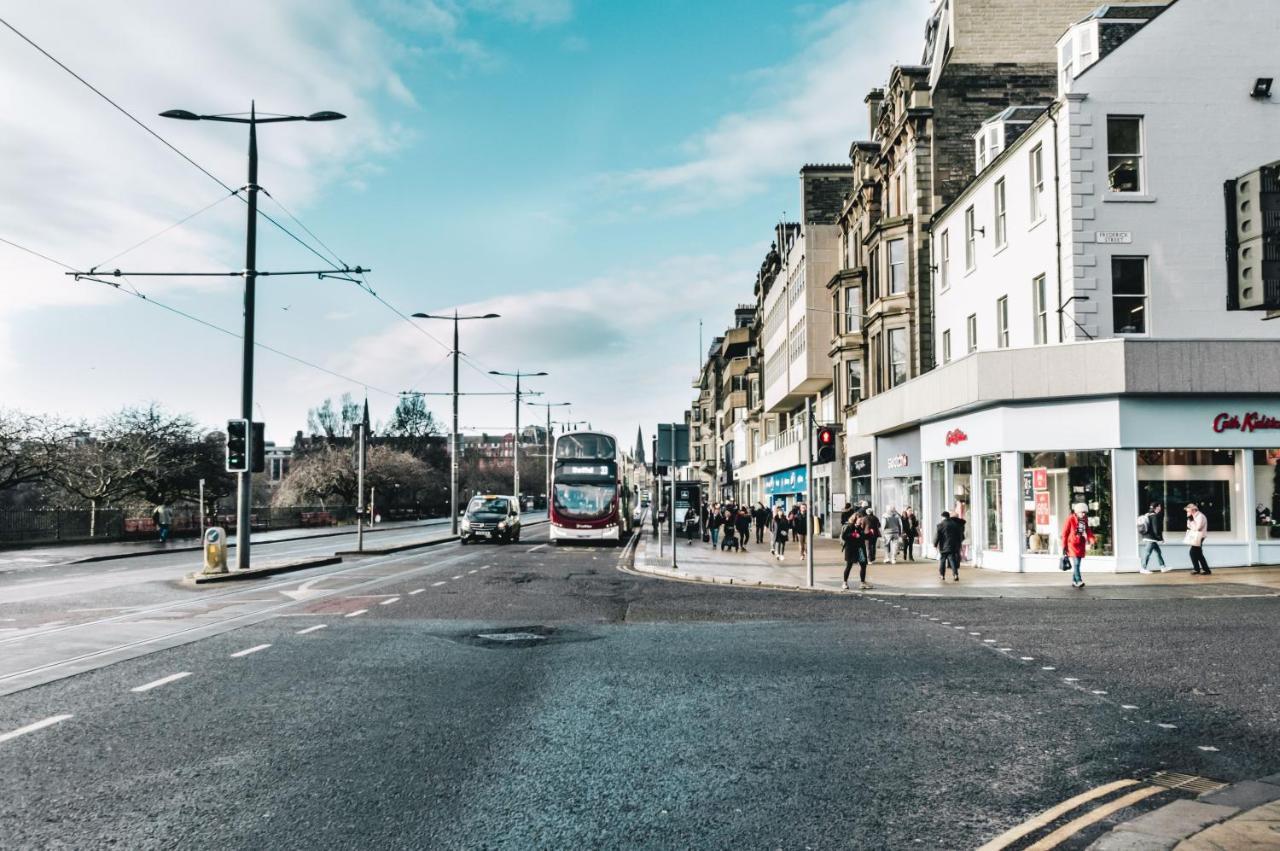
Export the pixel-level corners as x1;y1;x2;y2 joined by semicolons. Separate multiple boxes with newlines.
0;0;926;447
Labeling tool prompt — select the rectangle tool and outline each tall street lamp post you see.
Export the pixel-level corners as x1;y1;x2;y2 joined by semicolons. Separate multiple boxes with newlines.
527;401;571;512
160;103;345;572
489;369;547;505
410;311;500;535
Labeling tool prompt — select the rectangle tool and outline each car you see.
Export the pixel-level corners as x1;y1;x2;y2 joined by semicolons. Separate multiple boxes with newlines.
460;494;521;545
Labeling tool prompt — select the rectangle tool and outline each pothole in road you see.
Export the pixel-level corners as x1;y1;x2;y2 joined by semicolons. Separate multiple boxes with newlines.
446;625;599;650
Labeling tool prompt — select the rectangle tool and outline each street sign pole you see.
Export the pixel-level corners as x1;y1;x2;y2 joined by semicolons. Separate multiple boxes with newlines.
804;396;814;588
356;423;366;553
670;423;678;570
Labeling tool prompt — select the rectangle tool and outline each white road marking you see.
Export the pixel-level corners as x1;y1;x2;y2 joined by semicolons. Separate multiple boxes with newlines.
468;570;478;575
954;626;965;630
344;609;368;618
1121;704;1138;710
1042;666;1056;671
1063;677;1080;683
1198;746;1219;752
969;632;981;636
296;625;327;635
431;581;447;587
998;647;1013;652
131;672;192;693
480;565;491;569
0;713;74;744
1157;723;1177;730
379;597;400;606
230;644;272;658
1091;690;1108;695
1020;657;1035;661
984;639;997;643
452;575;463;580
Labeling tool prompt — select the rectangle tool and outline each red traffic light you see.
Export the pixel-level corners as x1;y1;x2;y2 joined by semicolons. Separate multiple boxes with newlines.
818;427;834;444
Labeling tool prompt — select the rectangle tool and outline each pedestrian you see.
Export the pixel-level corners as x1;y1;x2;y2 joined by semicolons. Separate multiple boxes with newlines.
841;516;870;590
902;508;919;561
1137;501;1168;573
882;505;903;564
771;506;790;560
152;502;173;543
793;502;809;558
863;509;881;563
720;509;741;551
709;507;722;548
735;507;752;551
1061;502;1094;588
684;507;699;545
1184;503;1211;575
840;502;855;526
934;511;962;581
754;502;769;544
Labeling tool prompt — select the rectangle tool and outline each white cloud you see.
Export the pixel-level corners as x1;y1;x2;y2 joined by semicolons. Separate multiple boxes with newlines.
611;0;927;211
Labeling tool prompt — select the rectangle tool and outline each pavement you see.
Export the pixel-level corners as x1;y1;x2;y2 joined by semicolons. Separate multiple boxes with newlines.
634;530;1280;600
2;528;1278;848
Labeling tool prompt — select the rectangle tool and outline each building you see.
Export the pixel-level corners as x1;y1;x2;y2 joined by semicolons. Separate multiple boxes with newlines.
855;0;1280;571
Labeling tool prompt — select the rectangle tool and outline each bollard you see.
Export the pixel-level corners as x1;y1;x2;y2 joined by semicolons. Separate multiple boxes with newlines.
202;526;228;575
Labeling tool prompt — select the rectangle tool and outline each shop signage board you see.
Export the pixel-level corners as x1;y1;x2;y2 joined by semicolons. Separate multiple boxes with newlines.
1212;412;1280;433
850;453;871;476
1032;467;1048;490
763;465;807;498
1034;491;1052;532
944;429;968;446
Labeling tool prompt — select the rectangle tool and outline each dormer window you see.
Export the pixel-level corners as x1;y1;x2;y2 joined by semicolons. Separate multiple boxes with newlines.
1058;20;1100;94
973;123;1004;175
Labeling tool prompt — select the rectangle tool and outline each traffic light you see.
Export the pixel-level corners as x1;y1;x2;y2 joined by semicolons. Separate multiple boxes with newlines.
226;419;248;472
1226;160;1280;310
815;425;836;464
252;421;266;474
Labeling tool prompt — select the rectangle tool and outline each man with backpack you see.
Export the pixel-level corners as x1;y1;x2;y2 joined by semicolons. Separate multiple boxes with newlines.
1137;501;1168;574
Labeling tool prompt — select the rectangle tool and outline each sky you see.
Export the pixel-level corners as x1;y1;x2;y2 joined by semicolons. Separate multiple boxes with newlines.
0;0;927;452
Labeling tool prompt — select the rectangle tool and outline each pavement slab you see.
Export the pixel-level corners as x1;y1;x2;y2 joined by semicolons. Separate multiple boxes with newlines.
1199;779;1280;810
1114;800;1240;841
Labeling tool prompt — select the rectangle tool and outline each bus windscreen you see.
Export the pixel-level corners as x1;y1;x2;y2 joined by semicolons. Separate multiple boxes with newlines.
555;433;616;460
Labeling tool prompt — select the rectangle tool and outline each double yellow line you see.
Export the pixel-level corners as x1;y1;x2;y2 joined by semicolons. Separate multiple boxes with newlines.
977;779;1165;851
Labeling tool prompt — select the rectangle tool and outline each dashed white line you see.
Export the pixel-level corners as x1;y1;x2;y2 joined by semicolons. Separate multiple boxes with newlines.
468;569;478;575
1157;723;1178;730
344;609;368;618
998;647;1013;652
1091;690;1108;695
0;714;74;744
984;639;997;644
1020;657;1035;661
953;626;965;630
1063;677;1080;683
131;672;192;693
969;632;981;636
380;597;400;606
296;625;327;635
452;575;463;580
1042;666;1057;671
1121;704;1138;710
431;581;447;587
230;644;272;658
1198;746;1219;752
409;589;425;595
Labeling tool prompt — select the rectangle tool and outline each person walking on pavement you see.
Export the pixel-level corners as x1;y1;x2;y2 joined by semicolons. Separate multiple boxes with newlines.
862;509;882;564
1184;503;1211;575
152;502;173;543
753;502;769;544
735;507;752;551
841;516;870;590
934;511;962;581
882;506;903;564
793;502;809;558
1137;501;1168;573
771;506;790;560
1062;502;1094;588
902;508;919;562
708;507;722;548
840;503;855;527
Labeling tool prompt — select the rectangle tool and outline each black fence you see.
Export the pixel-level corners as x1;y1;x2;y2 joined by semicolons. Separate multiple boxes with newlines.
0;505;436;548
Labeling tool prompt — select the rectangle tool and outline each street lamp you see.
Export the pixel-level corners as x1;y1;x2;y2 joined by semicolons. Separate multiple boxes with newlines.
410;311;500;535
161;102;345;572
489;369;547;505
527;401;571;513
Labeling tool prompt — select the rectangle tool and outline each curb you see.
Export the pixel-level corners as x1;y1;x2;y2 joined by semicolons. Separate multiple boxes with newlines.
1086;774;1280;850
185;555;343;584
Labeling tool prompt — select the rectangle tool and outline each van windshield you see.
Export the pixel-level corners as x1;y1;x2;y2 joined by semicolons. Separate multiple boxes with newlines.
467;497;510;514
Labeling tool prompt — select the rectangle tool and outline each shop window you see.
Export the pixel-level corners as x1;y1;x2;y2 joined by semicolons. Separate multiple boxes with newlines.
1112;256;1148;334
1107;116;1144;193
981;454;1003;551
1022;451;1114;555
1137;450;1239;538
929;461;946;538
1254;451;1280;539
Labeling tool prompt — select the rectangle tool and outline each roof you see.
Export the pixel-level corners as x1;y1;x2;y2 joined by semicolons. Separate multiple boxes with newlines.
1078;3;1168;23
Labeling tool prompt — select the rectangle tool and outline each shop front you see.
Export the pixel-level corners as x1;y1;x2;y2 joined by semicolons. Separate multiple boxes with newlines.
917;397;1280;572
874;429;921;517
763;465;808;511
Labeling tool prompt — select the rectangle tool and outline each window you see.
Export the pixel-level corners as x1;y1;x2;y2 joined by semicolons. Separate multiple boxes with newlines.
1107;116;1143;193
888;328;907;387
888;238;906;294
1058;39;1073;91
939;230;950;291
846;359;862;404
993;178;1007;248
976;133;988;172
996;296;1009;348
982;455;1003;551
869;332;882;394
964;206;976;271
1022;450;1114;555
1139;450;1241;538
1253;451;1280;540
1032;274;1048;345
1029;144;1045;221
1112;256;1148;334
942;329;952;364
844;286;861;333
868;246;879;302
966;314;977;353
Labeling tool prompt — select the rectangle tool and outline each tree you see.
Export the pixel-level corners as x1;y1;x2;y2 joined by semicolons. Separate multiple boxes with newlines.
272;443;441;513
0;409;64;493
306;393;362;438
386;395;442;438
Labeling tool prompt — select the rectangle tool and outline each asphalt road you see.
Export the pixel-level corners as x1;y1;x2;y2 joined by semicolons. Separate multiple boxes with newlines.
1;528;1278;849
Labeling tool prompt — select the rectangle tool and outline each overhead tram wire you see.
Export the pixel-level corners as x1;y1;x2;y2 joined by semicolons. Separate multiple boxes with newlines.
0;234;400;399
92;188;242;269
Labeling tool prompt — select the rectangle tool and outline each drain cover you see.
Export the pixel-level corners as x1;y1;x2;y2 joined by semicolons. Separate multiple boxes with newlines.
443;624;598;650
477;632;546;642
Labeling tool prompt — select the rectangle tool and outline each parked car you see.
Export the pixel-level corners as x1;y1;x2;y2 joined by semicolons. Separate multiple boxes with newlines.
460;495;521;544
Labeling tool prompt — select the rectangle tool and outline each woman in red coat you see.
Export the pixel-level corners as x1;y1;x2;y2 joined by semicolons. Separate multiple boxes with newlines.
1061;503;1095;589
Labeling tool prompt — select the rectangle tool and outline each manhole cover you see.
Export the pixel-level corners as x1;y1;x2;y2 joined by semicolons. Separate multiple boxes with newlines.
477;632;546;642
443;625;599;650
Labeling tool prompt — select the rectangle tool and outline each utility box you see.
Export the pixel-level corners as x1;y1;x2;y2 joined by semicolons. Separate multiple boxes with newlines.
202;526;228;574
1226;161;1280;310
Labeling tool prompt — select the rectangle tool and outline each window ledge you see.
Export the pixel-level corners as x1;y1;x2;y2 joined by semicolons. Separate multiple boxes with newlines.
1103;193;1156;204
1028;216;1047;232
993;242;1009;258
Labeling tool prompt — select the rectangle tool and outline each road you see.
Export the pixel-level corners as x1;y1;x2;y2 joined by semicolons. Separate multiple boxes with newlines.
1;527;1278;849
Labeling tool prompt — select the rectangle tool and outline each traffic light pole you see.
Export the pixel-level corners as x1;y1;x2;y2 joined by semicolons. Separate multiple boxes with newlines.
235;113;259;572
804;395;813;588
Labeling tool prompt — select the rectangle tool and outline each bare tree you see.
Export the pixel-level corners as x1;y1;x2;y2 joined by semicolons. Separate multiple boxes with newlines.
306;393;362;438
0;409;64;492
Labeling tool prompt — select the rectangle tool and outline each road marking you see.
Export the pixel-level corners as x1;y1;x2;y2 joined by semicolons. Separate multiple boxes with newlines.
131;672;192;693
379;597;399;606
0;713;74;745
452;575;463;580
344;609;368;618
230;644;272;658
1198;746;1219;752
409;589;425;595
431;581;447;587
468;569;478;575
969;632;981;636
984;639;997;643
1091;690;1108;695
480;565;491;569
1121;704;1138;710
1023;785;1164;851
976;779;1143;851
998;647;1013;652
954;626;965;630
1042;666;1056;671
1063;677;1079;683
296;625;327;635
1020;657;1035;661
1157;723;1177;730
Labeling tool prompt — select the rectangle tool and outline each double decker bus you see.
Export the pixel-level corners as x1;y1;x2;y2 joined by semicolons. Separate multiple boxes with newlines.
549;430;634;544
